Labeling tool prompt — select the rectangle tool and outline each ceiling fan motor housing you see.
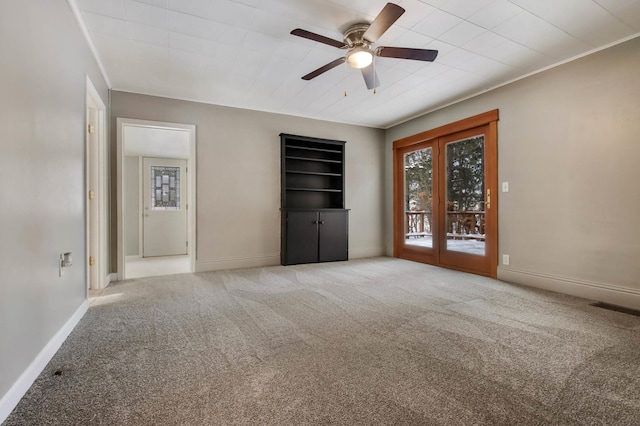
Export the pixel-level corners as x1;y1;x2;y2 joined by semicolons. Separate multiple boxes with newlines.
344;23;372;48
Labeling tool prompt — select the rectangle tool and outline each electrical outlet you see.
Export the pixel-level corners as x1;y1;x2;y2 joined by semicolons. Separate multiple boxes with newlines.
502;254;510;266
502;182;509;192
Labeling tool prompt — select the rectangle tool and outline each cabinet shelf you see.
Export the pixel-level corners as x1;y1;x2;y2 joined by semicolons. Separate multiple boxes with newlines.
285;155;342;164
281;135;345;210
286;187;343;193
285;145;342;154
286;170;342;177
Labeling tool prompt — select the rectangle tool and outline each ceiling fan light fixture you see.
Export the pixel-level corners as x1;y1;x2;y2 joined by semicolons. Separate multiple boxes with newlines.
346;47;373;69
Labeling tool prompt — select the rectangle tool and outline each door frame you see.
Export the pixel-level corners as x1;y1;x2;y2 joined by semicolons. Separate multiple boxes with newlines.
116;118;197;280
393;110;499;277
85;77;108;291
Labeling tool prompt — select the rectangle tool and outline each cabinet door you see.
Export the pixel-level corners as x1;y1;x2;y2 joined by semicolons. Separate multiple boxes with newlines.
285;211;319;265
319;210;348;262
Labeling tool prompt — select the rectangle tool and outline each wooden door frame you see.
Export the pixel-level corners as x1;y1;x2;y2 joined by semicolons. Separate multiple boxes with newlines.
393;110;499;277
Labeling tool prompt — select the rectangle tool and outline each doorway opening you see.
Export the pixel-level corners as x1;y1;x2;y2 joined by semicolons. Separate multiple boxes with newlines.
393;110;498;277
117;119;196;280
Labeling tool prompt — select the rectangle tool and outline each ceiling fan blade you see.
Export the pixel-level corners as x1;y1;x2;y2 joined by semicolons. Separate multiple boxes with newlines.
363;3;405;43
361;64;380;90
290;29;346;49
301;58;346;81
378;47;439;62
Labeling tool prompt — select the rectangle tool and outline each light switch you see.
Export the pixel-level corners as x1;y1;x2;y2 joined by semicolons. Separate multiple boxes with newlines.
502;182;509;192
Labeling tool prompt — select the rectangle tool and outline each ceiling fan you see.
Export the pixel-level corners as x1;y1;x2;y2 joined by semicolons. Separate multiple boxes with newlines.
291;2;439;90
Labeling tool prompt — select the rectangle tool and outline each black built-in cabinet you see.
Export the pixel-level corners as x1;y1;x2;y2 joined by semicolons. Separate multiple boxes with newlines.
280;134;348;265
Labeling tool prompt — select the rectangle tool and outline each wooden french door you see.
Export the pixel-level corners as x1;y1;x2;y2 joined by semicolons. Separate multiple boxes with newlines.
393;111;498;277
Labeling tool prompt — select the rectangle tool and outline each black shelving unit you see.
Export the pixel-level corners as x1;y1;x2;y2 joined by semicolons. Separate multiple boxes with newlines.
280;133;348;265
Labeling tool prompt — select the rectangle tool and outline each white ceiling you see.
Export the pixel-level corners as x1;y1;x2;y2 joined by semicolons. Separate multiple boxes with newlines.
74;0;640;128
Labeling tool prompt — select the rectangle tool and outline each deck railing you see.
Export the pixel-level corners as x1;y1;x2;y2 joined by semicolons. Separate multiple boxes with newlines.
406;211;485;240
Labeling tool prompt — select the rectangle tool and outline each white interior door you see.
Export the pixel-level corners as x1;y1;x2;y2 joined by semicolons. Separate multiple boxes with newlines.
142;157;188;257
87;107;99;288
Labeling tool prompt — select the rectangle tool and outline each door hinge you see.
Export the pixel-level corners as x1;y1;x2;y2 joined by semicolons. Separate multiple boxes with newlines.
88;190;95;200
89;256;95;266
88;124;95;134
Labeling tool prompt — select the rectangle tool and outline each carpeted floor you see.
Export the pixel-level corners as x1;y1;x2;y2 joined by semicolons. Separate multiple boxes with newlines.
4;257;640;425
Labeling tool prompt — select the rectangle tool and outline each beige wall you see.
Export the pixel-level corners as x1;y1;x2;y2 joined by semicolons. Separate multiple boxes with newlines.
386;37;640;309
110;92;386;271
0;0;109;408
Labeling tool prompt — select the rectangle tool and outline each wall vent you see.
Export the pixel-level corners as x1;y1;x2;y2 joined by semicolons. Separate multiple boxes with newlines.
591;302;640;317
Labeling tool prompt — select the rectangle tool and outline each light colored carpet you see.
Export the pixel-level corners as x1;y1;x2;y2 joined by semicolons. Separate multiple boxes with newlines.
4;257;640;425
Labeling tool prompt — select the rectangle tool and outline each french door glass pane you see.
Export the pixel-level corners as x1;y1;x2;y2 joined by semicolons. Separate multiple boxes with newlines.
404;148;433;249
445;136;485;255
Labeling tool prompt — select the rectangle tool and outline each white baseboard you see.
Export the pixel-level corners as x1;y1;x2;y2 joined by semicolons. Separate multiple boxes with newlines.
0;300;89;424
349;248;386;259
106;273;117;284
196;253;280;272
498;267;640;310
